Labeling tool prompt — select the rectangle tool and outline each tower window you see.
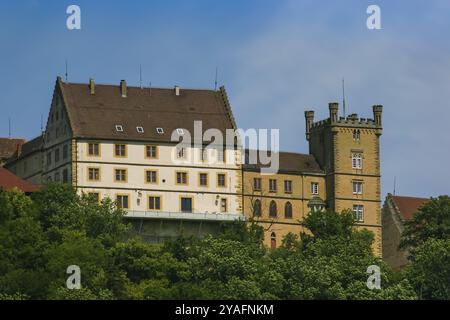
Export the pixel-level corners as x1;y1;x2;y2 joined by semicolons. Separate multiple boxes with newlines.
220;198;228;213
270;232;277;249
353;181;363;194
253;199;262;217
311;182;319;195
353;129;361;141
353;205;364;222
352;153;363;169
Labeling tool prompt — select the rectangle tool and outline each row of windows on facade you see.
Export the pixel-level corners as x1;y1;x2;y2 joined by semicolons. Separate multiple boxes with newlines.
87;167;228;187
88;143;227;163
46;145;69;166
253;200;365;222
253;177;320;195
46;168;70;183
89;193;229;214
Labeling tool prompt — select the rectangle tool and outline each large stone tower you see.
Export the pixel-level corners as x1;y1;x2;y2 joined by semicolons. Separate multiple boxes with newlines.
305;103;383;255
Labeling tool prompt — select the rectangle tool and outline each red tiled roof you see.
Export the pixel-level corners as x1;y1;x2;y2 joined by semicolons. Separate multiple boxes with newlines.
0;167;39;193
392;195;430;220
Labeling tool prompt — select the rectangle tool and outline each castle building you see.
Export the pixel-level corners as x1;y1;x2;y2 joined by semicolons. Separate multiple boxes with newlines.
4;77;383;253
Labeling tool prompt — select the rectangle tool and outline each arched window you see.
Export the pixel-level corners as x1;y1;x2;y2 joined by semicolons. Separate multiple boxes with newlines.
270;232;277;249
285;202;293;218
253;199;262;217
269;200;277;218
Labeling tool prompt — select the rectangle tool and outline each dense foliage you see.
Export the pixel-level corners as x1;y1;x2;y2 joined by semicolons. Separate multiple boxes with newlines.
0;185;447;300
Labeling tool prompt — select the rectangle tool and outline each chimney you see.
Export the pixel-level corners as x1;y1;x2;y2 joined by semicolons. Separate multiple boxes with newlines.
175;85;180;96
120;80;127;98
89;78;95;95
16;142;22;158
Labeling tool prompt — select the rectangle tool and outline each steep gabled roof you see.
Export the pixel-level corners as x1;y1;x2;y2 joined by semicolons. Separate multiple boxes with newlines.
243;150;324;175
0;167;39;193
58;78;237;143
391;195;430;220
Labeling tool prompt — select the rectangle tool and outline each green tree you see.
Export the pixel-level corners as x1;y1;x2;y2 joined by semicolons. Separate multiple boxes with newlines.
400;195;450;250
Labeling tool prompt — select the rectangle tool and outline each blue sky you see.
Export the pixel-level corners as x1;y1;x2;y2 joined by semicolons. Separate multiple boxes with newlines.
0;0;449;198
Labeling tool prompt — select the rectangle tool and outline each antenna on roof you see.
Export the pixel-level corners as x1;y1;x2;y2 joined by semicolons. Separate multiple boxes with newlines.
214;67;218;91
8;117;11;138
393;176;397;195
65;59;69;81
149;81;152;96
40;114;44;134
342;78;346;118
139;64;143;89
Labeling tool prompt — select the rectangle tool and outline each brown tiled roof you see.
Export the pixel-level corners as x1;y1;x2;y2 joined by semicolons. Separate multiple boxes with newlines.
0;138;25;162
59;79;237;143
5;135;43;165
243;150;324;174
392;195;430;220
0;167;39;193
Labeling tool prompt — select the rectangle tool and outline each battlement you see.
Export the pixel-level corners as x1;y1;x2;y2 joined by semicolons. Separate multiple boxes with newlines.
305;103;382;140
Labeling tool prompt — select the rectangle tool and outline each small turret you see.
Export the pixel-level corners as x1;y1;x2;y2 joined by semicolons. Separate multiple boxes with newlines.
304;110;314;141
373;105;383;127
329;102;339;123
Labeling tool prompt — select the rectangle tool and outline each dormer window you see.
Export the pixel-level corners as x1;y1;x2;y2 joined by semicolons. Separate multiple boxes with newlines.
156;127;164;135
136;126;144;133
115;125;124;132
176;128;184;135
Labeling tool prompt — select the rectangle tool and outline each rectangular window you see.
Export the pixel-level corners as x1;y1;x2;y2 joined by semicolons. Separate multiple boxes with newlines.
220;198;228;213
353;181;363;194
311;182;319;195
284;180;293;193
88;168;100;181
115;169;127;182
217;173;226;187
115;144;127;157
62;145;68;160
269;179;277;193
116;195;129;209
216;148;225;163
54;172;60;182
88;143;100;156
353;205;364;222
177;146;186;159
145;170;158;184
54;149;60;163
145;145;158;159
62;169;69;183
88;192;100;203
181;197;193;213
176;172;188;185
253;178;262;191
199;173;208;187
148;196;161;210
352;153;362;169
201;148;208;162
